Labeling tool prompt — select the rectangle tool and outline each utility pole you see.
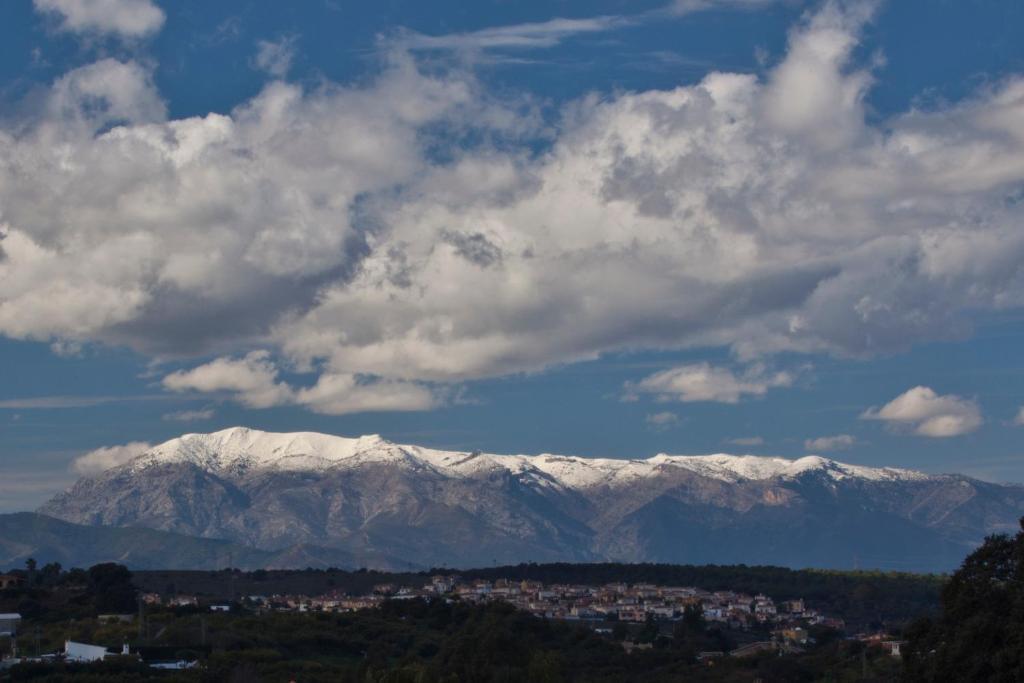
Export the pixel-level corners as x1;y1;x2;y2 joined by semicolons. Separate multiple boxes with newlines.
138;595;145;642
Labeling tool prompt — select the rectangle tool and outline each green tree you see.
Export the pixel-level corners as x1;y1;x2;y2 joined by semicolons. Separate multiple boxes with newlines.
638;614;659;643
681;604;706;634
88;563;136;614
527;651;563;683
904;518;1024;681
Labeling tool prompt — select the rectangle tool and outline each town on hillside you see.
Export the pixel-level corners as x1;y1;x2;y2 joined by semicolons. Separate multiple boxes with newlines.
0;564;921;678
142;575;864;653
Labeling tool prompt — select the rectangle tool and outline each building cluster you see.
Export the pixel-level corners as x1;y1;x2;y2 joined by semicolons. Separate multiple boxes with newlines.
151;576;844;636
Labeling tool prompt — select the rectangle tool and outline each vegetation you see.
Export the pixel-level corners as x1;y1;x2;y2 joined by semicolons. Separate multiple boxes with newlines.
903;519;1024;681
1;595;905;682
0;557;957;681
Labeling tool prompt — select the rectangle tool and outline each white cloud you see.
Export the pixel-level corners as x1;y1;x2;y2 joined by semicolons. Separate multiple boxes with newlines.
761;0;875;148
33;0;165;38
162;351;292;409
804;434;856;451
669;0;777;17
2;2;1024;412
295;373;438;415
1013;407;1024;426
393;16;629;51
727;436;764;447
394;1;782;53
162;408;215;422
862;386;983;438
626;363;793;403
0;394;164;408
71;441;152;475
162;352;438;415
0;55;476;359
645;411;680;430
254;35;298;78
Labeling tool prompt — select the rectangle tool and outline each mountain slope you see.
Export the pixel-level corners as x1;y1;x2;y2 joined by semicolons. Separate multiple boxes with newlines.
0;512;406;571
39;427;1024;571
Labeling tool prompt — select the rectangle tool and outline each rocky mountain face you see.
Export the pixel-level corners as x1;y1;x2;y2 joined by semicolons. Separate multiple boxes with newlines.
38;427;1024;571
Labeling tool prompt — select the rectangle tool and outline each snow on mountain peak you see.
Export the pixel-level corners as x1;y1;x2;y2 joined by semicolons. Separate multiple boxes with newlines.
119;427;931;486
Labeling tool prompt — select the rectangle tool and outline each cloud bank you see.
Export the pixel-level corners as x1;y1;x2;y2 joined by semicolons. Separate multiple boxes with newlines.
3;1;1024;414
161;351;438;415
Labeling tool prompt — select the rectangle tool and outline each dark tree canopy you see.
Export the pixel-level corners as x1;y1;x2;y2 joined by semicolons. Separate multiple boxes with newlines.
904;518;1024;682
88;562;136;614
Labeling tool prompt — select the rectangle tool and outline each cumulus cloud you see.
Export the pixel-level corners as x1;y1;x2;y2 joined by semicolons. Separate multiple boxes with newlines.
804;434;856;451
1013;407;1024;426
0;55;476;359
862;386;983;438
162;352;438;415
162;351;292;409
254;35;298;78
3;2;1024;413
292;373;437;415
626;363;793;403
33;0;165;38
71;441;152;475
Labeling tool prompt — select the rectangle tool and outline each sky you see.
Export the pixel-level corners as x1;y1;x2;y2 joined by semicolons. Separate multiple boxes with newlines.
1;0;1024;511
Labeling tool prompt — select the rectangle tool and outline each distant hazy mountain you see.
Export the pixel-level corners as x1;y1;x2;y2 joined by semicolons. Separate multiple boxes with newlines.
0;512;397;571
38;427;1024;571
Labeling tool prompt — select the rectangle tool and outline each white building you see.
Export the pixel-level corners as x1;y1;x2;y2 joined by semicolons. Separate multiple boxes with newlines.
64;641;110;662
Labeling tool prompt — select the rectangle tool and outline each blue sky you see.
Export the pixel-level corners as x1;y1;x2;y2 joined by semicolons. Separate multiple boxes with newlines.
2;0;1024;511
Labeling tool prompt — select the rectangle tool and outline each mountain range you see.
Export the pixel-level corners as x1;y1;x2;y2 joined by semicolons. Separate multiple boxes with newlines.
31;427;1024;572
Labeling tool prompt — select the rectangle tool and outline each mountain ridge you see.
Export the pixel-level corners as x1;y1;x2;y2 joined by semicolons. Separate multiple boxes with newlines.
120;426;934;486
38;427;1024;572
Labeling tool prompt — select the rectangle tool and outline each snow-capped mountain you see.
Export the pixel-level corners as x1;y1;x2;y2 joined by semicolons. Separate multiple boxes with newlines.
119;426;929;485
40;427;1024;571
